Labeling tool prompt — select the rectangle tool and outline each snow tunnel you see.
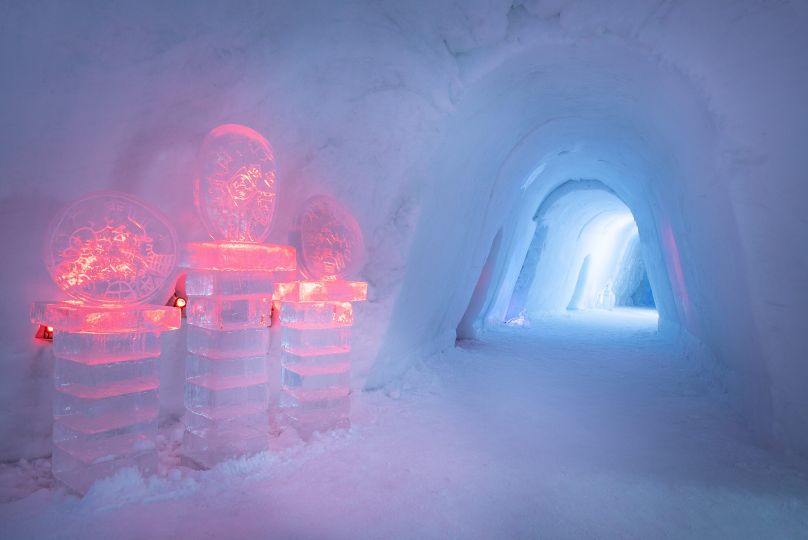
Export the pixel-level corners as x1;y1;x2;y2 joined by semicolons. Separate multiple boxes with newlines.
502;179;655;321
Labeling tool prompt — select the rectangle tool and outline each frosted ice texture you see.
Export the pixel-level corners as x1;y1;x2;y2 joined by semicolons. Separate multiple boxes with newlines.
45;192;178;305
51;328;161;494
38;192;180;493
298;195;365;280
279;302;354;434
194;125;277;243
183;269;272;468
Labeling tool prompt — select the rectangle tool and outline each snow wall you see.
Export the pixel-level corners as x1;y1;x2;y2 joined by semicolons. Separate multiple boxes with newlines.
1;0;807;461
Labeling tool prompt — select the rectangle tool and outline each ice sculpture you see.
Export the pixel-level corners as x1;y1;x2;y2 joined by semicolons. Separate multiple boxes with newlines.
31;192;181;493
597;282;616;310
183;124;296;468
275;196;367;435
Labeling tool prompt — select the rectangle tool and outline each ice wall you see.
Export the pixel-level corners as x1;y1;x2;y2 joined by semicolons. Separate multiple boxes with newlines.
1;0;807;459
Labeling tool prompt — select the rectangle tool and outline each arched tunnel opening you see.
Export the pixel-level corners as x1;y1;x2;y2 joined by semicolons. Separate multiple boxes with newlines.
503;179;656;326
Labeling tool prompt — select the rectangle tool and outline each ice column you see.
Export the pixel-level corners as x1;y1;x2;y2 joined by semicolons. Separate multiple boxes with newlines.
182;243;295;467
33;192;180;494
275;194;368;435
32;303;180;493
275;281;367;433
182;123;292;467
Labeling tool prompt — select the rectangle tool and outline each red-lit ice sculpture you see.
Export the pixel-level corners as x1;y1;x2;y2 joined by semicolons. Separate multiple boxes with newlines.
183;124;296;467
274;195;368;435
31;192;181;493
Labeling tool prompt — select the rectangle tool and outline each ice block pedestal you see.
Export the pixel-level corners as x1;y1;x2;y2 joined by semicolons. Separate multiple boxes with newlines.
182;242;295;468
33;303;181;493
274;280;367;435
34;191;180;494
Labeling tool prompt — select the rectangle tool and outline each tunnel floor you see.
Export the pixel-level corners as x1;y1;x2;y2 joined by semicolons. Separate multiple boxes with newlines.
3;310;808;538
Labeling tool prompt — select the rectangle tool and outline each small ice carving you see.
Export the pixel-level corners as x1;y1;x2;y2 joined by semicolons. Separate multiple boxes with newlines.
597;282;616;310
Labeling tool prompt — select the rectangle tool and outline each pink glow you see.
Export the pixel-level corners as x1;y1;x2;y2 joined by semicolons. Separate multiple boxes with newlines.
274;280;368;303
195;124;277;243
662;221;692;323
31;301;181;333
280;301;353;328
184;242;296;272
46;192;178;305
299;196;365;280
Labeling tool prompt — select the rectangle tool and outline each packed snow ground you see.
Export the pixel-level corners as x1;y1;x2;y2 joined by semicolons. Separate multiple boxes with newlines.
2;309;808;539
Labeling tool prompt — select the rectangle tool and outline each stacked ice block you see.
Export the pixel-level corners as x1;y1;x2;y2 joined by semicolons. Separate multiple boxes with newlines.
31;302;180;493
182;241;295;467
274;280;367;434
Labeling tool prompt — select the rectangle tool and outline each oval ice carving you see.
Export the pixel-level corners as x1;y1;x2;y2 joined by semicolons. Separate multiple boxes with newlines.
194;124;277;242
46;192;179;305
299;195;365;280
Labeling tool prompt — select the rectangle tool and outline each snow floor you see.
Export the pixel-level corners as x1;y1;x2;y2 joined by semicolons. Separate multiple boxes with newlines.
2;308;808;539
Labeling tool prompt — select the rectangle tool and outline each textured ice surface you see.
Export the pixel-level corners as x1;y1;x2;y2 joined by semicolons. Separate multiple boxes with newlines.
184;242;295;272
183;268;277;466
274;281;368;303
278;301;356;434
194;125;277;243
44;192;178;305
51;334;161;494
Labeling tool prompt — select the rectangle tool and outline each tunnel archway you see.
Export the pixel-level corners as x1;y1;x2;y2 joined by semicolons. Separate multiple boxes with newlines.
505;179;655;323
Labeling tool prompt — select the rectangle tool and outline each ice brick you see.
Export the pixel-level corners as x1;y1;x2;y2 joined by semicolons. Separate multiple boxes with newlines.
187;325;269;358
282;362;350;391
52;430;157;494
184;242;295;272
183;410;269;469
279;387;350;435
54;331;160;364
31;302;180;333
55;356;158;392
186;294;272;329
279;301;352;328
281;326;351;354
185;269;275;297
274;280;368;303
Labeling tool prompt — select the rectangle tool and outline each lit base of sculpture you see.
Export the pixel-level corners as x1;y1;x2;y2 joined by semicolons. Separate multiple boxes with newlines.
31;302;180;494
273;287;365;436
182;242;295;467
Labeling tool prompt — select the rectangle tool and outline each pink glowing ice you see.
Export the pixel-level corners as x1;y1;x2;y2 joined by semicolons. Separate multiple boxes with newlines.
45;192;179;305
299;195;365;280
195;124;277;243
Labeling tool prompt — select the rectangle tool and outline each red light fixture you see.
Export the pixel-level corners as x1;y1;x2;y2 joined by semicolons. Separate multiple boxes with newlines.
34;324;54;341
175;297;187;309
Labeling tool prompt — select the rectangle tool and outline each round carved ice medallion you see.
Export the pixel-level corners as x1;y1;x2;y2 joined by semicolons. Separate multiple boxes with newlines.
299;195;364;280
46;192;179;305
195;124;277;242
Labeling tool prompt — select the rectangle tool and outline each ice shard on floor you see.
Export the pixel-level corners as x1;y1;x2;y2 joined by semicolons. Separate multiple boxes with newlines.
31;192;181;493
182;124;296;468
275;196;367;435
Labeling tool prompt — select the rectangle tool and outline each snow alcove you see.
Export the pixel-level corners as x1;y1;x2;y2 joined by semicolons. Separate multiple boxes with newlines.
2;1;808;538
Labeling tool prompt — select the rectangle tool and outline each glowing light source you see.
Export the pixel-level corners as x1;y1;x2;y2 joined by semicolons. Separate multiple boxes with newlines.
175;297;187;309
